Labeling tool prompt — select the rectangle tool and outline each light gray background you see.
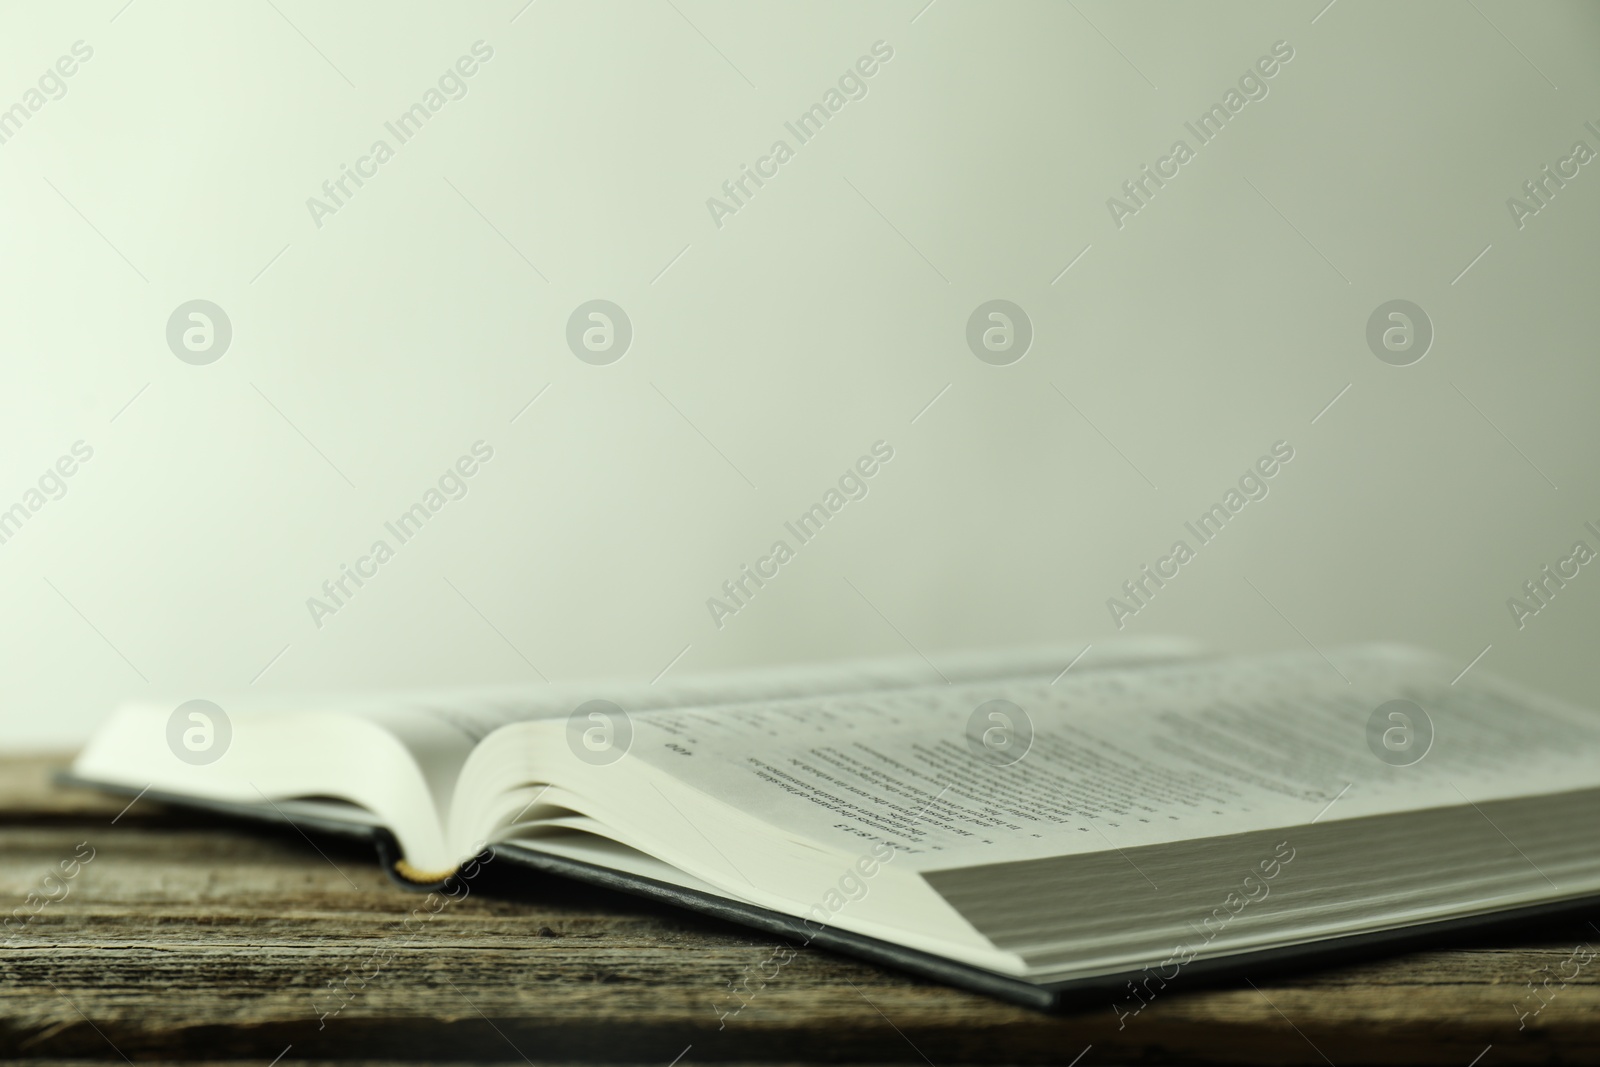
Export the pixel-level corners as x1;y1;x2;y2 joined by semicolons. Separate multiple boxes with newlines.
2;1;1596;748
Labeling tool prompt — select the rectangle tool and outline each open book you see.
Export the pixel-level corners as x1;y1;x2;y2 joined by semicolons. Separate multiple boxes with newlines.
69;640;1600;1010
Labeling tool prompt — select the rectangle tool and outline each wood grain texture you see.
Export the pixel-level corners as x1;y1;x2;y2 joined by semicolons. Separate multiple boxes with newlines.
2;754;1596;1064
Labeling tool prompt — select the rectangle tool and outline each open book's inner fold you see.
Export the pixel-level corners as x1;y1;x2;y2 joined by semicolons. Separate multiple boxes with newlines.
73;638;1191;871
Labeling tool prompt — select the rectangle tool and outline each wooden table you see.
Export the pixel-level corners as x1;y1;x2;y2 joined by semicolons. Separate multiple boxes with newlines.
1;754;1596;1065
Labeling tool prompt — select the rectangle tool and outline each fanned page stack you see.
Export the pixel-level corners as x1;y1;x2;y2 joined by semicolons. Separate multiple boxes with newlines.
71;640;1600;1009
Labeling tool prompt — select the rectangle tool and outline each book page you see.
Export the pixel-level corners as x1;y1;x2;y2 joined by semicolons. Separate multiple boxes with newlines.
332;637;1196;810
624;646;1600;872
364;637;1193;745
108;638;1186;859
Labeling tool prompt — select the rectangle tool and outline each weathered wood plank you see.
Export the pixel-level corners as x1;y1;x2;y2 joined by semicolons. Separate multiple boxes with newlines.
2;755;1597;1063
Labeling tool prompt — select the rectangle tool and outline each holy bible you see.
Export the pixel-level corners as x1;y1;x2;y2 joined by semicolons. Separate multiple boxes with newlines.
68;640;1600;1010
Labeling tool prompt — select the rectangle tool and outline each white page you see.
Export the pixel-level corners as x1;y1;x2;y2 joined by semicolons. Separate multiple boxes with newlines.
351;636;1195;810
622;646;1600;872
78;637;1195;876
365;637;1195;743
